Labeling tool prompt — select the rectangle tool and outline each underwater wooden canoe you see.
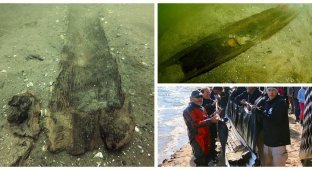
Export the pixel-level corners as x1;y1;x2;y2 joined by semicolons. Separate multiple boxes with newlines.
158;5;301;83
46;6;134;155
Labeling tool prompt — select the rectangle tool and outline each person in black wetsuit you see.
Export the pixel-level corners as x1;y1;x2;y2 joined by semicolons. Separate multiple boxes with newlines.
201;87;218;163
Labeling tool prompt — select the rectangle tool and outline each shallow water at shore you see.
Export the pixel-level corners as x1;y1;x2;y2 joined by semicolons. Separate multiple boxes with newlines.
158;86;200;164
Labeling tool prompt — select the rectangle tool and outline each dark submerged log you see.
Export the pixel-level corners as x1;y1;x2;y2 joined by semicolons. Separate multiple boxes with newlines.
159;5;301;82
46;6;134;155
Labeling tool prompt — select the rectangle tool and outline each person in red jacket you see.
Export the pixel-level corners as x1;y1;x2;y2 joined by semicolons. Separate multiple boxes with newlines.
183;90;219;166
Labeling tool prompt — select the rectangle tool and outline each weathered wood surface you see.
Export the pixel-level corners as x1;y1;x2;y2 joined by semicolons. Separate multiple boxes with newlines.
46;6;134;155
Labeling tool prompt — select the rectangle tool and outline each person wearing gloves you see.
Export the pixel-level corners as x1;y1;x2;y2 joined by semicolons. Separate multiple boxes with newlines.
183;90;219;166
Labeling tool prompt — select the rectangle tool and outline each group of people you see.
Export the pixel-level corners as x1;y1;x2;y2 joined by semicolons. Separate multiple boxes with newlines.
288;87;306;124
231;87;306;126
182;87;227;166
183;86;311;167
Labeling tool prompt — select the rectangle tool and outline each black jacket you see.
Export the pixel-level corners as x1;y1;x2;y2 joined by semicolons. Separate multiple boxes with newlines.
230;87;246;101
202;98;215;115
234;88;262;105
262;95;291;147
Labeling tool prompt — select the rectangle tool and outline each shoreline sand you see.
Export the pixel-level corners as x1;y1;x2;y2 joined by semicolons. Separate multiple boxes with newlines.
160;114;303;167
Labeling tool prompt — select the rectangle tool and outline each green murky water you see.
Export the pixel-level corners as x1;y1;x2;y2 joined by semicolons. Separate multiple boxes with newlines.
158;4;312;83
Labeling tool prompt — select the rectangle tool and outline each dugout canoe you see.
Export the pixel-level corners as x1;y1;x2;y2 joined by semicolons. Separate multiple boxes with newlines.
158;5;301;83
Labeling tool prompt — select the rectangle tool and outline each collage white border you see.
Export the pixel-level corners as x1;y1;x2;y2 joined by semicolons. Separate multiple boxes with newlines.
0;0;311;169
2;0;312;3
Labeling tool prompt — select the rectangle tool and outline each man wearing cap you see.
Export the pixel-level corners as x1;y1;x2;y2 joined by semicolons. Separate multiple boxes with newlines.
183;90;219;166
262;87;290;166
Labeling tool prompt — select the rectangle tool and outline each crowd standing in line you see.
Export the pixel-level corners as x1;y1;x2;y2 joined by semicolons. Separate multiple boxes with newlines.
182;87;310;167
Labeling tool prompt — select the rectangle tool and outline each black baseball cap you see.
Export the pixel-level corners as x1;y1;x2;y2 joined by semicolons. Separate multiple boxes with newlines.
191;90;203;98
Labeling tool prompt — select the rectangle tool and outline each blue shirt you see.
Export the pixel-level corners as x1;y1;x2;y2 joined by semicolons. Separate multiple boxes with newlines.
298;88;305;103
